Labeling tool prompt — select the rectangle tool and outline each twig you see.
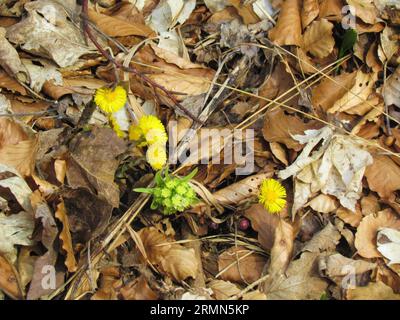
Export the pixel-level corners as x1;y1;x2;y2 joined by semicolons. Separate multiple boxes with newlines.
81;0;201;124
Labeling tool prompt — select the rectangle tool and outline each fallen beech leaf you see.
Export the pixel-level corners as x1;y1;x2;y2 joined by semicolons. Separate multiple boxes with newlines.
355;209;400;259
208;279;240;300
328;71;378;114
263;108;322;151
268;0;303;47
267;219;295;277
0;118;37;177
377;228;400;265
379;26;399;63
319;253;376;286
303;19;335;59
55;201;77;273
0;211;34;264
6;0;93;67
120;275;158;300
270;142;288;166
346;281;400;300
279;127;373;212
88;8;154;38
67;127;127;208
264;252;328;300
383;65;400;107
0;254;22;299
318;0;343;21
245;203;280;251
346;0;378;25
138;227;198;282
241;290;267;300
218;246;267;285
311;71;357;113
336;204;363;227
302;222;341;253
365;155;400;198
306;194;338;213
301;0;319;28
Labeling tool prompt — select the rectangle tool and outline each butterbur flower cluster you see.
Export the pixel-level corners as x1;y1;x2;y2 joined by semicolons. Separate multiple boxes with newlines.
129;115;168;170
134;169;199;215
94;86;129;138
258;178;287;214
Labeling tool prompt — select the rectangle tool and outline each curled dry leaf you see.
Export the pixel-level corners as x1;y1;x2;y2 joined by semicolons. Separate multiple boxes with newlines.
217;246;267;285
55;201;77;273
268;0;303;47
336;204;363;227
377;228;400;265
306;194;338;213
346;0;378;24
138;227;198;282
364;155;400;198
355;209;400;259
303;19;335;59
346;281;400;300
6;0;93;67
383;65;400;107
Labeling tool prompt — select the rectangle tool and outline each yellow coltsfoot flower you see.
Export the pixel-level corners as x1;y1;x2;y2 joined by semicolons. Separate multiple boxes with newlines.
129;115;168;146
146;143;167;170
94;86;127;114
258;178;287;214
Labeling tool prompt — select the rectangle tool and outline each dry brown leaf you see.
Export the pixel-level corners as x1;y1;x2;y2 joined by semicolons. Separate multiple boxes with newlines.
311;71;357;113
268;0;303;47
319;253;376;286
346;281;400;300
245;204;280;251
91;267;121;300
301;0;319;28
318;0;343;21
302;222;341;253
88;8;154;38
303;19;335;59
228;0;260;24
262;107;323;151
0;254;22;299
55;201;77;273
264;252;328;300
269;142;288;166
208;279;241;300
328;71;378;114
0;118;37;176
241;290;267;300
336;204;363;227
347;0;378;24
138;227;198;282
306;194;338;213
383;65;400;107
365;155;400;198
355;209;400;259
217;246;267;285
120;275;158;300
267;218;295;277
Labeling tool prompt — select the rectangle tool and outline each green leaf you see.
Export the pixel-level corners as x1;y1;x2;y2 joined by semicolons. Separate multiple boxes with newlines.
339;28;357;59
133;188;154;194
181;168;198;182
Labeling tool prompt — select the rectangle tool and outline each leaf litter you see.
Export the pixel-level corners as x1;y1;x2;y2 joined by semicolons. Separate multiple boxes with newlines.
0;0;399;301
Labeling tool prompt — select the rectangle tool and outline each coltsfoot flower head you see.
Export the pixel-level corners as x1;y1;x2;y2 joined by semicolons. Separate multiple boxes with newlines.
94;86;127;114
134;169;199;215
146;143;167;171
258;178;287;214
129;115;167;146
